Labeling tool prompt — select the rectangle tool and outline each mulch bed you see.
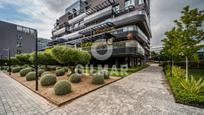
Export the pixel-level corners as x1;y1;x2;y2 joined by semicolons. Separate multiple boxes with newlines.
6;72;122;106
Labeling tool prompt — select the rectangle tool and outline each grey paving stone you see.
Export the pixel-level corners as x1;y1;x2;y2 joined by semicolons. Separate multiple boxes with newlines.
1;65;204;115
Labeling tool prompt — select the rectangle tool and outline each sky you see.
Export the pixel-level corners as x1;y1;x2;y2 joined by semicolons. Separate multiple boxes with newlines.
0;0;203;47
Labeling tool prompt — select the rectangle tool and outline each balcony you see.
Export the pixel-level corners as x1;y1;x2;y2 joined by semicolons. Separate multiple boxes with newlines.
68;13;87;25
52;27;66;36
82;40;145;56
84;6;113;25
61;31;82;40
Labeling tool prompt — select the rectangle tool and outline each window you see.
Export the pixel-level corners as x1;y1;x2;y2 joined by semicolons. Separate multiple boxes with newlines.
113;5;120;14
17;26;23;31
17;42;22;48
17;35;23;40
138;0;144;5
125;0;135;9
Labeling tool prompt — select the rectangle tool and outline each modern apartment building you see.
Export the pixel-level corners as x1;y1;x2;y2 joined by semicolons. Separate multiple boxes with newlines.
51;0;151;67
38;38;51;51
0;21;37;57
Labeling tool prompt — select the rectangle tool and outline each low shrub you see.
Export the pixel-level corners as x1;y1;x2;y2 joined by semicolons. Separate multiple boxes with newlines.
48;66;56;71
100;70;110;79
92;74;104;85
40;74;57;86
54;80;71;96
20;68;32;77
12;67;22;73
38;69;45;76
165;66;204;107
41;71;52;76
56;69;65;76
70;74;81;83
25;72;36;81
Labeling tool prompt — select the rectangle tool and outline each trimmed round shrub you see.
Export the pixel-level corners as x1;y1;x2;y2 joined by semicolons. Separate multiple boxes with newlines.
70;74;81;83
56;69;65;76
90;69;97;77
63;67;68;72
38;69;45;76
12;67;22;73
100;70;110;79
92;74;105;85
54;80;71;96
20;68;32;77
48;66;56;71
40;74;57;86
25;72;36;81
41;71;52;76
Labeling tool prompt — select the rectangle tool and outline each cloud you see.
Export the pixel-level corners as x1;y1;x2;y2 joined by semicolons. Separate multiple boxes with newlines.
0;0;203;43
0;0;74;39
150;0;204;47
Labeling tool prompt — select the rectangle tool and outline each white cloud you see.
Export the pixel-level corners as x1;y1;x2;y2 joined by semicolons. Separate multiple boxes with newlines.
0;0;73;39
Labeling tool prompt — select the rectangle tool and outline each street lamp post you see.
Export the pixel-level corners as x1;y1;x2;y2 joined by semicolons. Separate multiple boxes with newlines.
8;47;11;75
0;54;2;71
35;30;39;91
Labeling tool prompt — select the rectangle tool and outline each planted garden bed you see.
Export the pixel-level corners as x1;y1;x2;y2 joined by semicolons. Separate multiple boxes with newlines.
7;72;121;106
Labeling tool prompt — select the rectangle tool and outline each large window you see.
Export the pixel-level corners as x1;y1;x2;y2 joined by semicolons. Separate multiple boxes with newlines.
125;0;135;9
138;0;145;5
113;5;120;14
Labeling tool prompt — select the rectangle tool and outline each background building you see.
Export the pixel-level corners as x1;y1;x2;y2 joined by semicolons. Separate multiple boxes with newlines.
38;38;51;51
51;0;151;67
0;21;37;57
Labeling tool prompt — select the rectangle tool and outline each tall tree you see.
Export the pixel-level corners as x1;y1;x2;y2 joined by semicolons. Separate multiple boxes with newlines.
162;6;204;79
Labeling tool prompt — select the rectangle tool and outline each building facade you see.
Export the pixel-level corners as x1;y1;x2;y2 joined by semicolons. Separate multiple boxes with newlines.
0;21;37;57
38;38;51;51
51;0;151;67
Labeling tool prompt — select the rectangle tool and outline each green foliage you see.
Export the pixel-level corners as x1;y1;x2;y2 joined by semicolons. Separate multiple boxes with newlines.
40;74;56;86
10;57;20;65
179;76;204;94
162;6;204;79
165;66;204;107
16;53;31;65
51;45;91;67
100;70;110;79
172;66;185;79
38;69;45;76
54;80;71;96
70;73;81;83
19;68;32;77
41;71;52;76
92;74;105;85
12;67;22;73
29;52;58;70
56;69;65;76
25;72;36;81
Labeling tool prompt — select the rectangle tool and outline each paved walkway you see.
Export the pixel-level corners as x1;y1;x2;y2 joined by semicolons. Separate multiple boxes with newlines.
0;64;204;115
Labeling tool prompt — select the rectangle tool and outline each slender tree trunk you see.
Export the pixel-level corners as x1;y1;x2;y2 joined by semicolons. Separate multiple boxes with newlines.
186;56;188;80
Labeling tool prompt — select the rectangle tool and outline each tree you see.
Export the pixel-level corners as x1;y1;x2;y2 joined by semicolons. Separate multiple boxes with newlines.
15;53;31;65
162;6;204;79
51;45;91;73
29;51;58;70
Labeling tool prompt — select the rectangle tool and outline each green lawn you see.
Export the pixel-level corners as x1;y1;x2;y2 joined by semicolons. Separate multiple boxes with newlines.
190;69;204;79
165;67;204;108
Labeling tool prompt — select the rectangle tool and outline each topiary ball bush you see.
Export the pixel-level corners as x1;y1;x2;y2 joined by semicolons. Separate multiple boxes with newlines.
54;80;71;96
70;73;81;83
25;72;36;81
41;71;52;76
40;74;57;86
92;74;105;85
56;69;65;76
38;69;45;77
20;68;32;77
100;70;110;79
12;67;22;73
